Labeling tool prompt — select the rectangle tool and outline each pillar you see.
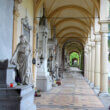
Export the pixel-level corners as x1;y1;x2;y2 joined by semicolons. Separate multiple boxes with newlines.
79;54;81;69
32;19;37;87
94;34;101;89
88;45;91;82
100;33;109;94
86;52;89;79
99;0;109;95
87;47;90;81
12;0;21;54
84;47;88;79
85;46;89;80
91;42;95;85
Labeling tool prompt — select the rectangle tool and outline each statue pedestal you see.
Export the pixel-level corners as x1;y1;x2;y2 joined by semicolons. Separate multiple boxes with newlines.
0;85;36;110
0;60;36;110
36;75;52;92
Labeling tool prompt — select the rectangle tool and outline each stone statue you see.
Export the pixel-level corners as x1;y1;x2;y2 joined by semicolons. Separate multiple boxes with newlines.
11;35;31;85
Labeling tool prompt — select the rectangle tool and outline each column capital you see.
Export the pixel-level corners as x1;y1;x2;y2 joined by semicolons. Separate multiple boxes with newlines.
94;32;100;35
13;0;22;18
13;10;20;20
87;41;91;45
99;20;110;33
84;48;88;54
15;0;22;4
95;34;101;42
101;32;108;37
88;46;91;51
91;42;95;48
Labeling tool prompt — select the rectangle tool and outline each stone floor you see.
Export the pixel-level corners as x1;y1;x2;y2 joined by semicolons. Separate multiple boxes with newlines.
35;71;106;110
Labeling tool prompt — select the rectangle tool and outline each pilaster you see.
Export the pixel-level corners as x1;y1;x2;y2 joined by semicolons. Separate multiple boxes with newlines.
91;41;95;86
12;0;21;54
94;33;101;89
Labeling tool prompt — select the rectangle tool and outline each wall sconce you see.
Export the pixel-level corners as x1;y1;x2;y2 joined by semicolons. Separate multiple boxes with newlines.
40;54;44;64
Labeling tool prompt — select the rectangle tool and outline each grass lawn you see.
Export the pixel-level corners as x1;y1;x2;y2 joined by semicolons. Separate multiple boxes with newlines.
108;88;110;93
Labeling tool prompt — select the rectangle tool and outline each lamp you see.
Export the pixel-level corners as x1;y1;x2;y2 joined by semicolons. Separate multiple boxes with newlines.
40;54;44;64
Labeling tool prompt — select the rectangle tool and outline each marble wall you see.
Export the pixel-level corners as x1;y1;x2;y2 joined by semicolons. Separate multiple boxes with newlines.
0;0;14;60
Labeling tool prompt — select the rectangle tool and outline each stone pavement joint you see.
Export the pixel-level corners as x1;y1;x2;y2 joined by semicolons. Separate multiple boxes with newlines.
35;72;106;110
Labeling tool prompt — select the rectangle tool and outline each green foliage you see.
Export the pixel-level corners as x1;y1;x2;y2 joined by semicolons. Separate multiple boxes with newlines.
70;52;79;66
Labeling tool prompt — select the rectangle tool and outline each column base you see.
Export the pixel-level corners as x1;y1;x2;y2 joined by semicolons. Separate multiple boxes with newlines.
94;86;100;90
98;92;110;97
36;75;52;92
84;77;87;81
93;87;100;95
90;83;94;88
87;80;91;84
85;78;89;82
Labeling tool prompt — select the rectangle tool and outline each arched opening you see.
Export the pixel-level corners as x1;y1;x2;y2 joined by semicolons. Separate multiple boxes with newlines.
70;52;79;67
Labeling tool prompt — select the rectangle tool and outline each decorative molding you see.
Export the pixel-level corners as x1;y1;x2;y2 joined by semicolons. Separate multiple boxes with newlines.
95;34;101;42
21;17;32;30
94;32;100;35
100;19;110;24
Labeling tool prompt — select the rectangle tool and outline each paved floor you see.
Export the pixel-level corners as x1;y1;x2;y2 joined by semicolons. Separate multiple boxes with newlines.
35;72;106;110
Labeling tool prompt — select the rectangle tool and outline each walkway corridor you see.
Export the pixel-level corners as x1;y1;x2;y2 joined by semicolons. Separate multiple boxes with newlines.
35;72;105;110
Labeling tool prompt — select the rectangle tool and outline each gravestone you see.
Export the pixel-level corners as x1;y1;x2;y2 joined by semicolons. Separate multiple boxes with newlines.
0;59;17;88
0;59;8;88
0;60;36;110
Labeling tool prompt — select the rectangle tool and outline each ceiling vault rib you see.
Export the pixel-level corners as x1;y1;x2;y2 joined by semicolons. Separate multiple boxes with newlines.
56;26;87;37
42;0;99;46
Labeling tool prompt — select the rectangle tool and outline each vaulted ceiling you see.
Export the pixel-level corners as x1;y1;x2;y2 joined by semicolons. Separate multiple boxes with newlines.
37;0;99;53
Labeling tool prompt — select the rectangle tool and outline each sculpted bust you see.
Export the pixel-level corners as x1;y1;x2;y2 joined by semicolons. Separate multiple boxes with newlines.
11;35;31;85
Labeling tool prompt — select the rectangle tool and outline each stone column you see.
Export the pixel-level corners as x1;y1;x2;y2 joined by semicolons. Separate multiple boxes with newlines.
85;46;89;80
87;47;90;81
12;0;21;54
94;34;101;89
100;33;109;95
85;51;88;79
88;45;91;83
79;54;81;69
90;42;95;87
99;0;109;96
84;48;88;79
32;19;37;87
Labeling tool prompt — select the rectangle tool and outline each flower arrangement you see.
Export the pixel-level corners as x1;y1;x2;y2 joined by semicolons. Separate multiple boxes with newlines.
35;89;41;97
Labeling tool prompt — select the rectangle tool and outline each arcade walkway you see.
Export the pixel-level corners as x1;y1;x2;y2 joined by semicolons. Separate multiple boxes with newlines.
35;71;105;110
